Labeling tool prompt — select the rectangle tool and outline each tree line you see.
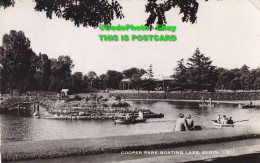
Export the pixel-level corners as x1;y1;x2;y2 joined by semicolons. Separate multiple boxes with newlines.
171;48;260;92
0;30;148;95
1;30;260;95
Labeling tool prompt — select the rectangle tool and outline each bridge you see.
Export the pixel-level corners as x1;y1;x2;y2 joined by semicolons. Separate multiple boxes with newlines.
0;96;55;116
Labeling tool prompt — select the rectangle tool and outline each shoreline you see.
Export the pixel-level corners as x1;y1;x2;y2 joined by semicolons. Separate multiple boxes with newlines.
1;127;260;162
125;99;260;105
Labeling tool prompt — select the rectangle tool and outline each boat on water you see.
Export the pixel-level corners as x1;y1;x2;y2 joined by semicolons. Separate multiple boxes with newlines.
114;118;146;124
213;122;234;128
199;104;215;108
238;104;255;109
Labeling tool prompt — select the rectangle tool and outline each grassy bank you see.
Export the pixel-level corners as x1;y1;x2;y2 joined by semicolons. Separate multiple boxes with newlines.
1;127;260;162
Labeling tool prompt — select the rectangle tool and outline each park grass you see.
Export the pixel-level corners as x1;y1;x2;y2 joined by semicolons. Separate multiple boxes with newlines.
1;126;260;162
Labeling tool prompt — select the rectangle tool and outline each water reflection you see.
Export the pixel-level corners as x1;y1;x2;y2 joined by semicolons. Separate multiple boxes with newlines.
1;101;259;143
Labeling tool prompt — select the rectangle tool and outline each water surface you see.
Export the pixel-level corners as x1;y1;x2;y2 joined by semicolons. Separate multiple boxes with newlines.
1;101;259;143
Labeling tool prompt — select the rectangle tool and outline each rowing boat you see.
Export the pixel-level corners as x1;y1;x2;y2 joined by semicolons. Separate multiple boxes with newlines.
213;122;234;128
238;105;255;109
115;118;146;124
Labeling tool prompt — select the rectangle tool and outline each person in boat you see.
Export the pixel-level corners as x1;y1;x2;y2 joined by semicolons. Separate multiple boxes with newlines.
222;115;228;124
136;110;144;120
186;115;194;130
215;115;221;124
227;117;234;124
173;113;188;132
125;113;130;120
249;101;253;106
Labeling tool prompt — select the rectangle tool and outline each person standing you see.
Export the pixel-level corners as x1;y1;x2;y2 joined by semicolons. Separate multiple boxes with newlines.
173;113;188;132
201;96;205;105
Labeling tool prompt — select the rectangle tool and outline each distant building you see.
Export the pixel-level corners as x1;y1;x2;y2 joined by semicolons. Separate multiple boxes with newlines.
61;89;69;97
120;78;131;90
120;74;174;91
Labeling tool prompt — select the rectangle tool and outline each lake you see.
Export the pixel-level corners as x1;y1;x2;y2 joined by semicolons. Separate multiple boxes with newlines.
1;100;259;143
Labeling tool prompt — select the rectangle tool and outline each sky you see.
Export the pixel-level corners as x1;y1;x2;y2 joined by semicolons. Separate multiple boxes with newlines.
0;0;260;76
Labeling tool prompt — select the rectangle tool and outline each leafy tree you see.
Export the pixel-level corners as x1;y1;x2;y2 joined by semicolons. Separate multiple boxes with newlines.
254;78;260;91
130;76;143;92
122;67;146;79
141;64;156;92
215;70;235;91
147;64;154;78
186;48;217;92
238;65;250;90
0;0;14;9
171;58;187;92
34;53;52;91
145;0;199;27
84;71;99;90
0;30;37;95
105;70;123;89
251;68;260;90
230;77;241;91
98;74;108;89
70;72;83;93
0;0;123;28
49;55;74;91
243;74;256;91
122;67;146;91
1;0;204;28
230;68;242;78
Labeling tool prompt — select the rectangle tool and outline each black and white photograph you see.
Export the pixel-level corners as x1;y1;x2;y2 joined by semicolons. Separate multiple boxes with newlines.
0;0;260;162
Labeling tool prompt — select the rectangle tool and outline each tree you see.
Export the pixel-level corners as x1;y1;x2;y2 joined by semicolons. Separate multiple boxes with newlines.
230;77;241;92
122;67;146;79
141;64;156;92
171;58;187;92
130;76;143;92
122;67;146;91
254;78;260;91
49;55;74;91
215;70;235;91
70;72;83;93
251;68;260;90
98;74;108;89
239;65;250;91
105;70;123;89
85;71;99;90
1;0;204;28
145;0;199;28
34;53;52;91
186;48;217;92
0;30;37;95
0;0;14;9
1;0;123;28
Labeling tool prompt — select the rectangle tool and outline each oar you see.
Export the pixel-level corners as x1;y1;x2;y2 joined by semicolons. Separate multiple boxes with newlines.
234;119;249;123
